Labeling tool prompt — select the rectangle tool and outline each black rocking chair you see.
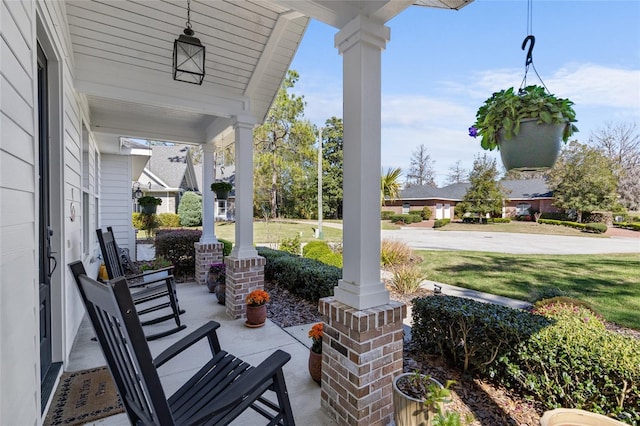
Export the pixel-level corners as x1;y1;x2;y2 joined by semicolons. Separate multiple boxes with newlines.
96;227;185;340
68;261;295;425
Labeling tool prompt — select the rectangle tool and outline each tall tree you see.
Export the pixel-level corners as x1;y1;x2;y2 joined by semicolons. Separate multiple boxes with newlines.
445;161;468;185
548;141;619;222
321;117;344;219
381;167;402;206
253;70;316;218
459;154;506;223
588;122;640;210
405;144;436;187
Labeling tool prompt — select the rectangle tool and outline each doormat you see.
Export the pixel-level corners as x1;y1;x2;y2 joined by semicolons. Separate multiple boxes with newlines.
44;366;124;425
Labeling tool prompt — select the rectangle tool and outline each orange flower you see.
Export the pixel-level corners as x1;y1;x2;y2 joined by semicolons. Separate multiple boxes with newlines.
308;322;323;354
246;289;270;306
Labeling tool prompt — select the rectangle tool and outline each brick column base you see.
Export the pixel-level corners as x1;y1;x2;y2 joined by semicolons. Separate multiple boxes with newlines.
224;256;265;319
194;242;224;285
319;297;406;426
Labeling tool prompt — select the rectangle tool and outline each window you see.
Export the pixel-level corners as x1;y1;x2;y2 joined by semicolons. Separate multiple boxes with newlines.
516;203;531;216
217;200;227;218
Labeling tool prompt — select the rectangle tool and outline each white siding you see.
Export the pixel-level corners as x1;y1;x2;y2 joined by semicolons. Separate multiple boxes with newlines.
101;154;135;253
0;1;39;424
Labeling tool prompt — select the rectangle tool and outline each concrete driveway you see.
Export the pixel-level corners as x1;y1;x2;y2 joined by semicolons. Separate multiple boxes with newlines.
381;228;640;254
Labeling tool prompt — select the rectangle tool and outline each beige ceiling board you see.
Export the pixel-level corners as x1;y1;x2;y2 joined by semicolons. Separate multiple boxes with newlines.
413;0;474;11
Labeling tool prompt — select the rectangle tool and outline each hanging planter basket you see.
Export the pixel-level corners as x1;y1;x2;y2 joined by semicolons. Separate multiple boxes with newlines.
211;182;232;200
498;118;566;171
141;204;158;215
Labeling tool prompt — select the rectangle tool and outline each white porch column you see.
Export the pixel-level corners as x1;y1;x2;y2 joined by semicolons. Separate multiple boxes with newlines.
230;116;258;259
334;16;390;310
200;143;217;244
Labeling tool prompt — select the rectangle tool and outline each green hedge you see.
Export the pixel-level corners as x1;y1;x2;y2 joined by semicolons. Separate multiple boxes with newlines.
538;219;607;233
585;222;608;233
491;218;511;223
157;213;181;228
408;210;424;221
614;222;640;231
381;210;395;220
219;238;233;256
433;218;451;228
411;296;640;421
155;229;201;275
390;214;421;224
257;246;339;302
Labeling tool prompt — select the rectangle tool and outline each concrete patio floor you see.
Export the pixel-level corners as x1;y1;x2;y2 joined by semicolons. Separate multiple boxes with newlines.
66;281;338;426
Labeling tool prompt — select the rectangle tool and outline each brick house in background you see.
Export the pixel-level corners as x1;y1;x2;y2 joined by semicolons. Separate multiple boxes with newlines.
384;179;560;219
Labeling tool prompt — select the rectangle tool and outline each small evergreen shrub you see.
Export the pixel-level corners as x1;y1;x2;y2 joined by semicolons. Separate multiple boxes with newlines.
157;213;180;228
303;241;331;257
257;246;339;302
408;210;424;222
614;222;640;231
421;206;432;220
177;191;202;227
390;214;420;224
381;210;394;220
433;218;451;228
132;212;143;230
584;222;607;233
155;229;201;275
303;241;343;267
279;234;301;255
539;212;567;221
491;218;511;223
218;238;232;256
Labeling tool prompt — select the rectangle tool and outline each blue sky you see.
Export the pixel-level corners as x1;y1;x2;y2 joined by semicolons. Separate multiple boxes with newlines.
289;0;640;186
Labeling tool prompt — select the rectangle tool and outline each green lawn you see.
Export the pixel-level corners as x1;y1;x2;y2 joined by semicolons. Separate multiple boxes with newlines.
212;220;343;243
432;220;609;237
416;250;640;329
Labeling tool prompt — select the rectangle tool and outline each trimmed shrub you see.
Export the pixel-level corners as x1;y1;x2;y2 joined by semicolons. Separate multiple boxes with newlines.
421;206;432;220
408;210;424;222
155;228;201;275
218;238;233;256
177;191;202;227
381;210;394;220
584;222;607;234
257;246;339;302
157;213;180;228
433;218;451;228
614;222;640;231
491;218;511;223
584;211;613;225
303;240;331;257
539;212;567;221
381;239;414;268
132;212;143;230
303;241;343;267
411;296;640;421
390;214;420;224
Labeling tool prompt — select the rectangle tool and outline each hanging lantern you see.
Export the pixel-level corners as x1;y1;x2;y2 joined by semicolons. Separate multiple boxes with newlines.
173;0;205;85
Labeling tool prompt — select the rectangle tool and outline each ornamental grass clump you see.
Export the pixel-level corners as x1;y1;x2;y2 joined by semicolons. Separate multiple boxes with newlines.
308;323;323;354
246;289;270;307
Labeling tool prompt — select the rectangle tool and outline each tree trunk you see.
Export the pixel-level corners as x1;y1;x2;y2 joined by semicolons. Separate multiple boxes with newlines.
271;155;277;219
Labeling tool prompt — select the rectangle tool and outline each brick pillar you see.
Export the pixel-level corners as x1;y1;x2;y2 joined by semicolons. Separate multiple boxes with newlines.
224;256;265;319
194;242;224;285
319;297;406;426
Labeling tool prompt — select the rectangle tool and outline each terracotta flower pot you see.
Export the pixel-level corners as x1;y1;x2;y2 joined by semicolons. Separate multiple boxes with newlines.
245;304;267;327
308;350;322;384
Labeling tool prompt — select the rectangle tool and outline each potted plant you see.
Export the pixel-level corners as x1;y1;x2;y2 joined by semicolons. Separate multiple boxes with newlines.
211;181;233;200
307;322;323;384
393;371;461;426
207;262;226;305
469;85;579;170
245;289;269;327
138;195;162;214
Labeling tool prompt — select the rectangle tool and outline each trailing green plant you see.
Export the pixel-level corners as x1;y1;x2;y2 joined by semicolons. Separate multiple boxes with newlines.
390;264;424;294
138;195;162;206
470;85;578;151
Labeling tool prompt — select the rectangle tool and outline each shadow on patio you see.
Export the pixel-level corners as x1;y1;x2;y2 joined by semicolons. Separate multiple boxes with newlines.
66;281;337;425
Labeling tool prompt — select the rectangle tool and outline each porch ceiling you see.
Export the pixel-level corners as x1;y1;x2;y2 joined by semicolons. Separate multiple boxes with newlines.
66;0;473;151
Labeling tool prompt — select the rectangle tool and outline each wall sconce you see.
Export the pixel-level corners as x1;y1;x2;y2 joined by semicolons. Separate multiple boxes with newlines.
173;0;205;85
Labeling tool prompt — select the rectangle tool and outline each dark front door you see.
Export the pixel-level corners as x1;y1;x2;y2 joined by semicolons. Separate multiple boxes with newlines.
38;43;59;411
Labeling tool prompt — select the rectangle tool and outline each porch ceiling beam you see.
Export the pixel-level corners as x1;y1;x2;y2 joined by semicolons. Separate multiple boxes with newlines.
74;57;250;117
92;123;205;146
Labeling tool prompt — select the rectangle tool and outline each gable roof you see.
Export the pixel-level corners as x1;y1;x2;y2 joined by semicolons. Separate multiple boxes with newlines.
141;145;199;191
400;179;552;201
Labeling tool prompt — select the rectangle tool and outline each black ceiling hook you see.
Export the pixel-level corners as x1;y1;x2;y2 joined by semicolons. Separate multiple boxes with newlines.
522;35;535;67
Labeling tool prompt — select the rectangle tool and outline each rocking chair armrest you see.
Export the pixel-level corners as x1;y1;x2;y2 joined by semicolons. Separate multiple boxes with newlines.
154;321;221;368
191;349;292;423
127;265;174;281
126;274;175;289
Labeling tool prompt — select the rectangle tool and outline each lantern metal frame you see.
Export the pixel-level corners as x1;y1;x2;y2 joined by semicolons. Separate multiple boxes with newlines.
172;0;205;85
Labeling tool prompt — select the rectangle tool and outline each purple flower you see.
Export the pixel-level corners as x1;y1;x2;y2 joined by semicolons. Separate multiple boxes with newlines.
468;126;478;138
